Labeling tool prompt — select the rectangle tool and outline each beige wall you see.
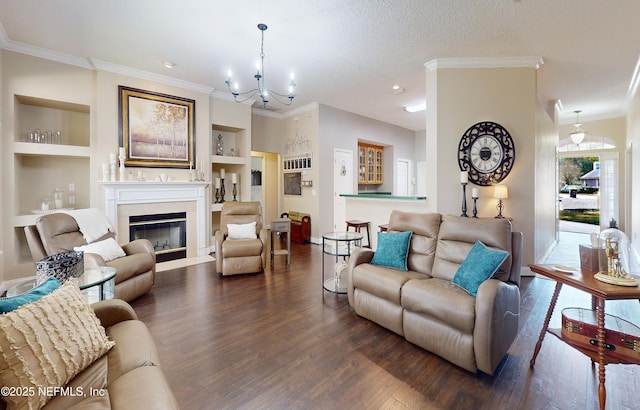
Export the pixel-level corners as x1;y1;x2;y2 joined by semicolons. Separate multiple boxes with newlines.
1;52;95;281
0;50;255;283
426;65;539;266
252;113;286;154
627;84;640;252
281;105;320;240
95;70;213;203
317;104;417;239
535;100;559;262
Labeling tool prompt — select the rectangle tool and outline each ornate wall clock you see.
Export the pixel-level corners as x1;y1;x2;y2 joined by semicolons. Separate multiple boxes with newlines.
457;121;515;186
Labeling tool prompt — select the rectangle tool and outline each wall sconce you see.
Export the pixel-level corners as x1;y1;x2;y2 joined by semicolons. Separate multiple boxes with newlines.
493;185;508;219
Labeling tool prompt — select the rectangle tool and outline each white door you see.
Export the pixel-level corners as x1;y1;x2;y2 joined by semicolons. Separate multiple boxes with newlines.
396;159;410;196
599;152;619;230
334;149;353;231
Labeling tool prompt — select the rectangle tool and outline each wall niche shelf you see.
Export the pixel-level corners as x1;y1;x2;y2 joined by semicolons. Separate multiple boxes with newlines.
8;94;92;271
210;123;251;241
14;95;90;147
13;141;91;157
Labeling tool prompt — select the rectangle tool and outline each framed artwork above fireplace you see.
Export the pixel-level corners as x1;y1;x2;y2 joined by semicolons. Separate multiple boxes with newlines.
119;86;195;168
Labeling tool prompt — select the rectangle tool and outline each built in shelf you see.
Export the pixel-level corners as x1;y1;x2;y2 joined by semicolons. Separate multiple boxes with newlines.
211;155;248;165
16;95;90;113
13;142;91;157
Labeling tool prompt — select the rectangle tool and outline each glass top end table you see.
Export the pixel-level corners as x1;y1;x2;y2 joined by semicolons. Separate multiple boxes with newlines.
322;231;364;295
6;266;117;302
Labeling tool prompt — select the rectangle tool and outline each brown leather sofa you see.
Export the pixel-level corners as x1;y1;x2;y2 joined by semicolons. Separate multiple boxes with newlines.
24;213;156;302
215;201;270;275
0;299;179;410
347;211;523;375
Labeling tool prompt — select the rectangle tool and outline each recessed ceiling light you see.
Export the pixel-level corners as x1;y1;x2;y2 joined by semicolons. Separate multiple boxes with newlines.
404;102;426;113
392;85;404;94
163;61;175;69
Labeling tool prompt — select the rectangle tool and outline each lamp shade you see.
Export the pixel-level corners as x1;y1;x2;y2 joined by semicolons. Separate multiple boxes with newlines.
493;185;508;199
570;130;585;145
569;110;586;145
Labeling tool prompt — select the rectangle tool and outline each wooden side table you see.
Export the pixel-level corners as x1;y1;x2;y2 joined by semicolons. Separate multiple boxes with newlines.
271;218;291;265
529;264;640;410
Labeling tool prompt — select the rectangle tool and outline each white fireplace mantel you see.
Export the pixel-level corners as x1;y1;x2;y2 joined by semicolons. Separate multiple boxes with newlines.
100;181;210;256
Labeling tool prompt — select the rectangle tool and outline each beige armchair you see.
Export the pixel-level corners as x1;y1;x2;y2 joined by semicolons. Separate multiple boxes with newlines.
24;212;156;302
214;201;270;276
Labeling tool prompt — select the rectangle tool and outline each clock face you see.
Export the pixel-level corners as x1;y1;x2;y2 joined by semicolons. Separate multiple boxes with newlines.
458;121;515;186
470;135;503;173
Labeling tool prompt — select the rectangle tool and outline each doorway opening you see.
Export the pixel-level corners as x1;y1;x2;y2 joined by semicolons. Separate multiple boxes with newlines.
558;155;600;234
547;135;619;267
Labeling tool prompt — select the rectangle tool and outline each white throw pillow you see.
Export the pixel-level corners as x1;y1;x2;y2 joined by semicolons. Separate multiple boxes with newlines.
227;222;257;239
74;237;126;262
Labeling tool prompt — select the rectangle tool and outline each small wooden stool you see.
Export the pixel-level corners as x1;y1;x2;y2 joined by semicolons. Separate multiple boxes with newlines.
346;220;371;248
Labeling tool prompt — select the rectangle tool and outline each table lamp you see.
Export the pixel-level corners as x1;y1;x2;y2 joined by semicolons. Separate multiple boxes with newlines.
493;185;508;219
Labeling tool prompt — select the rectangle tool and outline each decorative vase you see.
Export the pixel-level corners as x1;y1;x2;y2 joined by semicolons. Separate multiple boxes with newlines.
216;134;224;156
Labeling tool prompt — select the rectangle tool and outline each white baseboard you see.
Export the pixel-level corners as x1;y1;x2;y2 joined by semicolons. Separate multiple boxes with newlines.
520;265;534;277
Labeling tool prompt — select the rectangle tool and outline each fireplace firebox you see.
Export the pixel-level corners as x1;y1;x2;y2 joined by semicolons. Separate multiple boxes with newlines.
129;212;187;263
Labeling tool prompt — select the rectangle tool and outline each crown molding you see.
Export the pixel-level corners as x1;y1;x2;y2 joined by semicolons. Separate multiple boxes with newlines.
0;23;216;95
0;23;92;69
90;59;214;95
425;57;544;71
627;55;640;104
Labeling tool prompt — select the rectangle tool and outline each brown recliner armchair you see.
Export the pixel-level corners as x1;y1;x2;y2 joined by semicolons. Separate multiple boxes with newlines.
214;201;270;276
24;213;156;302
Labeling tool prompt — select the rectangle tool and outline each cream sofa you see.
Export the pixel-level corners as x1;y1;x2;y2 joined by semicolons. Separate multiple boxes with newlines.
347;211;523;375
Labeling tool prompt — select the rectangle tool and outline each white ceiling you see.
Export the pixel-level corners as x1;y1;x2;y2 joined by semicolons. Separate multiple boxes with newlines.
1;0;639;131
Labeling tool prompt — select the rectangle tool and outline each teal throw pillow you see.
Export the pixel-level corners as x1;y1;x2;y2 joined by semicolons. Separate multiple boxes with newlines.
371;231;412;271
452;241;509;297
0;277;61;314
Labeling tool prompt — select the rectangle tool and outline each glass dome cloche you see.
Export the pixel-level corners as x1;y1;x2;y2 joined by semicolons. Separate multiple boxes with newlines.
595;228;639;286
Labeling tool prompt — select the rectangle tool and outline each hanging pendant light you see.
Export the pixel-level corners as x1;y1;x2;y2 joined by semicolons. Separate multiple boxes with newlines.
569;110;586;145
225;24;296;109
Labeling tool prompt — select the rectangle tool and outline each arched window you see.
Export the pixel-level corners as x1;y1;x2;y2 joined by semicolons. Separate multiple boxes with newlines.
558;134;616;152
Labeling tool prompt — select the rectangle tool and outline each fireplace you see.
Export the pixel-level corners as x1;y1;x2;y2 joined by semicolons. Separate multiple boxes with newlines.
100;181;210;262
129;212;187;263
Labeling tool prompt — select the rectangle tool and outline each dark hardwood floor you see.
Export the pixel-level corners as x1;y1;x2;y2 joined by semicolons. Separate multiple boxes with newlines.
130;240;640;410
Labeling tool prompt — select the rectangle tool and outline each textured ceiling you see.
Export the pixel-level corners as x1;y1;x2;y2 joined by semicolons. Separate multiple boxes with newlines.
1;0;639;131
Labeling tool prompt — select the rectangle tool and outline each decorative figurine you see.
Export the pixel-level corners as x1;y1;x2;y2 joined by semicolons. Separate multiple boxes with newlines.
216;134;224;156
595;235;638;286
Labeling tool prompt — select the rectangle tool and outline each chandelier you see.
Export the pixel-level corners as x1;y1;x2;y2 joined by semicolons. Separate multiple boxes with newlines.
569;110;586;145
225;23;296;108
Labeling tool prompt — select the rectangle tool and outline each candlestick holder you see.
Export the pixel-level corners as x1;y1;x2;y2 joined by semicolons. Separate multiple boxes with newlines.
119;153;126;182
110;160;117;182
215;188;220;204
472;196;478;218
460;183;468;217
232;182;238;201
220;178;226;203
102;164;109;182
